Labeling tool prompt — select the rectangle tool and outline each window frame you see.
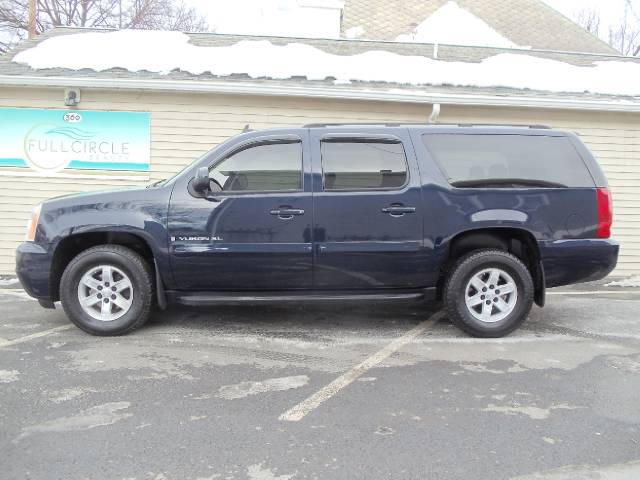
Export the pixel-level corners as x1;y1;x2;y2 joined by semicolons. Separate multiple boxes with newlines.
205;135;304;195
319;134;411;192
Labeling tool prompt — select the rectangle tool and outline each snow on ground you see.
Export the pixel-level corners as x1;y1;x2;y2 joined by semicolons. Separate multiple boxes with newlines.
605;276;640;287
0;277;19;286
12;29;640;97
396;1;520;48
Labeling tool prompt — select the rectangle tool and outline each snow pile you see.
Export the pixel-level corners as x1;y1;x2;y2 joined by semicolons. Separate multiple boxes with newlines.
605;276;640;287
13;29;640;97
396;1;520;48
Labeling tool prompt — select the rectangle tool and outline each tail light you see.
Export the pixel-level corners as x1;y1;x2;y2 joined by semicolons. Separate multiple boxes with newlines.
596;187;613;239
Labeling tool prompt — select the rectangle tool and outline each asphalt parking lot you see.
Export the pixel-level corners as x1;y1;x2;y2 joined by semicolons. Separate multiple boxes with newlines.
1;281;640;480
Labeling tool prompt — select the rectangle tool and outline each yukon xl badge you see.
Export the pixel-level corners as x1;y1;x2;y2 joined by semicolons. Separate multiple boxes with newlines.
171;236;222;242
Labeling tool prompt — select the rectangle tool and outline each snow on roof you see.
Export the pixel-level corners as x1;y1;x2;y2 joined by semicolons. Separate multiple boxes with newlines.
344;25;365;39
11;29;640;97
395;1;520;48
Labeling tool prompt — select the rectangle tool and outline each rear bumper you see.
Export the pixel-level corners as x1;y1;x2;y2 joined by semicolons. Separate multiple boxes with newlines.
539;238;619;288
15;242;53;301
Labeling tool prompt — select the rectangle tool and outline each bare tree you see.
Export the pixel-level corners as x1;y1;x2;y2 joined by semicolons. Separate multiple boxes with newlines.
575;8;601;37
625;0;640;55
571;1;640;56
126;0;207;31
608;0;640;56
0;0;208;53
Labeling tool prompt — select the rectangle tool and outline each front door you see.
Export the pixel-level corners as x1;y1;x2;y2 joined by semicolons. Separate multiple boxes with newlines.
168;132;313;290
310;129;426;289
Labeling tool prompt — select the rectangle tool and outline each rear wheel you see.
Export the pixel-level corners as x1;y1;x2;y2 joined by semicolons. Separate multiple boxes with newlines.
60;245;153;336
444;249;534;337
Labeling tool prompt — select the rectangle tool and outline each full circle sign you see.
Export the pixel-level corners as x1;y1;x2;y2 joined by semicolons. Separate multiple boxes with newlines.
0;108;150;176
23;123;74;174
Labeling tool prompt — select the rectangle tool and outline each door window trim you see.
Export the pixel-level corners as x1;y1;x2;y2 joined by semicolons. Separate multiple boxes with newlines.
205;135;304;196
319;135;410;192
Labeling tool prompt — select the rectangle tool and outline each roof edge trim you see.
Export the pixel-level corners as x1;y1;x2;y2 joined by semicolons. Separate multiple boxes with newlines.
1;75;639;113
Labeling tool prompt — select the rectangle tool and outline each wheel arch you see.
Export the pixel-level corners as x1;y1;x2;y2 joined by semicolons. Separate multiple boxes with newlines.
439;227;545;307
50;230;158;302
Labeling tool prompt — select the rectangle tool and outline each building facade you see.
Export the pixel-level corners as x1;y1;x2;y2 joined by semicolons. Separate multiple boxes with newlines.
0;26;639;277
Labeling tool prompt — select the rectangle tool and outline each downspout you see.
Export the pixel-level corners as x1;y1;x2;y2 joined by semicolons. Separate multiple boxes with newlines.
428;103;441;123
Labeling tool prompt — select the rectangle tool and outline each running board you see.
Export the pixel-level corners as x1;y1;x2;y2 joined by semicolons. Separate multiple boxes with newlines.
166;288;436;306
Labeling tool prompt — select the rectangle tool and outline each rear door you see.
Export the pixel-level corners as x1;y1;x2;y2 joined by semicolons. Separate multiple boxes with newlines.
310;129;427;289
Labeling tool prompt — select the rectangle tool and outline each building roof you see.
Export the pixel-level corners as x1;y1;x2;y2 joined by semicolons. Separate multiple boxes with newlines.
341;0;617;54
1;27;639;113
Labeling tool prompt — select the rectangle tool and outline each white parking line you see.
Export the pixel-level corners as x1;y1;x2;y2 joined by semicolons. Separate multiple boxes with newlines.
279;310;446;422
0;325;74;348
0;289;33;300
547;291;638;295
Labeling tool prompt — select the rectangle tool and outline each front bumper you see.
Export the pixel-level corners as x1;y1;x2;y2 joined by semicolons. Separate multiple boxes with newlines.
539;238;619;288
15;242;53;301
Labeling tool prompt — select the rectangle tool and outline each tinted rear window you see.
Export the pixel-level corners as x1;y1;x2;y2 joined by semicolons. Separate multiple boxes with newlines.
422;134;594;188
321;140;408;190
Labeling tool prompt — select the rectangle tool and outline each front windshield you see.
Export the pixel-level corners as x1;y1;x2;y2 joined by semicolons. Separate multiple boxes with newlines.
148;146;217;188
149;133;251;188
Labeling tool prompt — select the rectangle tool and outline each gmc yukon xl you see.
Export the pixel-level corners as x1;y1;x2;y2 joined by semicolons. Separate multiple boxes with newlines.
16;124;618;337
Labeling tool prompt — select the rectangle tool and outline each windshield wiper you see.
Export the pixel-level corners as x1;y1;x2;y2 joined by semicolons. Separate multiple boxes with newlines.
450;178;567;189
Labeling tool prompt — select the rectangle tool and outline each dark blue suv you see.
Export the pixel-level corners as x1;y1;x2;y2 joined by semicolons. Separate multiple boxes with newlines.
16;124;618;337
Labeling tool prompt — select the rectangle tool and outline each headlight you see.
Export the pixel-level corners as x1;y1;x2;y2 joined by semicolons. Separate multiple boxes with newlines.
25;204;42;242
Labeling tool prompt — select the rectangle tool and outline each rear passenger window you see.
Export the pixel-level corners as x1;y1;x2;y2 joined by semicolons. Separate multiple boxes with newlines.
321;140;408;190
422;134;594;188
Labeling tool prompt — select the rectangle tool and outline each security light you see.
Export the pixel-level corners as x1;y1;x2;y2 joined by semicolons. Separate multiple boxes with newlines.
64;88;80;106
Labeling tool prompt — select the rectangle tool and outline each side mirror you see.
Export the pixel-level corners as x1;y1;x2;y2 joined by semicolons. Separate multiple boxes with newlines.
192;167;210;193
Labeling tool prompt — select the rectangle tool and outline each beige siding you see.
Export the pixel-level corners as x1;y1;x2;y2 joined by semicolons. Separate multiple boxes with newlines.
0;86;639;277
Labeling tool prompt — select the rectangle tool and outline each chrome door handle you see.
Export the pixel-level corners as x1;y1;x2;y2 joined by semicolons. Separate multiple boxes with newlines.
270;208;305;219
381;205;416;216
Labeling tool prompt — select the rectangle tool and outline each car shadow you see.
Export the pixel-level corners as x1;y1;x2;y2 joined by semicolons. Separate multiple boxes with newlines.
143;300;446;335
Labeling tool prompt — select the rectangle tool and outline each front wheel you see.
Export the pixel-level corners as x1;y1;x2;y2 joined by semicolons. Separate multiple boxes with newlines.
60;245;153;336
444;249;534;338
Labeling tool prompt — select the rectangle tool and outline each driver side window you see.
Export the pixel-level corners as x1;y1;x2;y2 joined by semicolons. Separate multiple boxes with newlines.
209;141;302;192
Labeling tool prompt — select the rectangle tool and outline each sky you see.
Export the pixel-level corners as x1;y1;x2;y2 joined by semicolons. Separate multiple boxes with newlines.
185;0;342;37
3;0;634;48
542;0;633;38
186;0;636;42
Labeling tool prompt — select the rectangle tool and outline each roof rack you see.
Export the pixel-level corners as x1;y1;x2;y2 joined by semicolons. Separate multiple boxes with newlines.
303;122;551;129
453;123;552;129
303;122;405;128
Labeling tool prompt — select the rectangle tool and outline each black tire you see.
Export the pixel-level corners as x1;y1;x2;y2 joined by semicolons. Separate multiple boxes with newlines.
60;245;154;336
444;249;534;338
